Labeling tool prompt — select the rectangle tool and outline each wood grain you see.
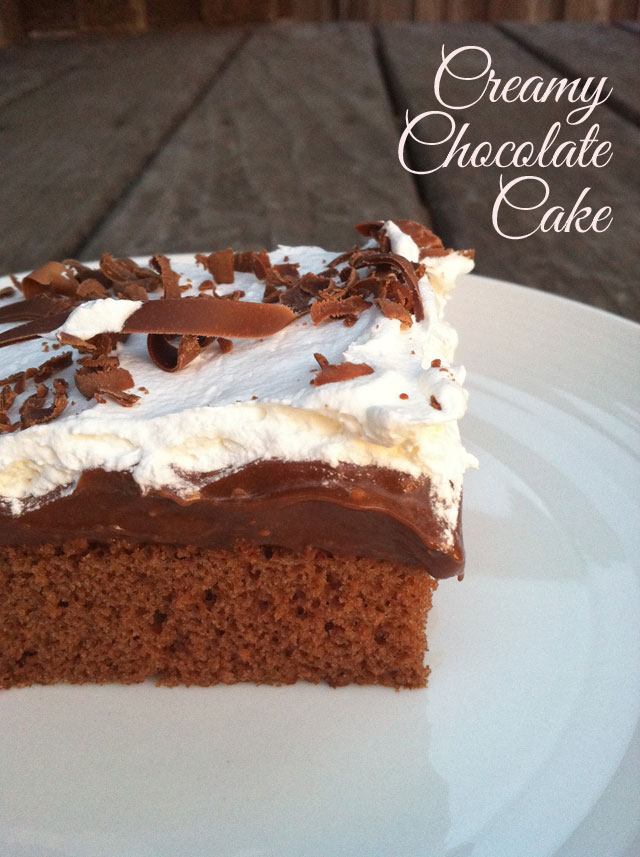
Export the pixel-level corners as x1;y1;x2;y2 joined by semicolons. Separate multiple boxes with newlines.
446;1;489;23
414;1;446;22
501;22;640;127
379;22;640;319
0;30;244;274
488;0;563;21
563;0;614;21
80;23;427;260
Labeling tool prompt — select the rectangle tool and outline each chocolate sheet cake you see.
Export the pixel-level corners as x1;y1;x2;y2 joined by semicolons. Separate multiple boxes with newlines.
0;220;476;689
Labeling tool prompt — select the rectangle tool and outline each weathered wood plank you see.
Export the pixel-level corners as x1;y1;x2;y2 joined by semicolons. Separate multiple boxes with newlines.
0;29;244;274
414;1;446;22
447;1;489;23
501;22;640;126
563;0;615;22
488;1;563;22
379;22;640;320
81;23;427;260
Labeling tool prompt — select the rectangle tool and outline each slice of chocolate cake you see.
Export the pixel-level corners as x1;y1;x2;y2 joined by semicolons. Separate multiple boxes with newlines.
0;220;476;689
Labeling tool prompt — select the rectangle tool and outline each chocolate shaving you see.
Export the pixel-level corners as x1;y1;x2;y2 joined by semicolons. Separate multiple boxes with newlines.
198;280;216;293
98;255;160;298
114;281;150;302
76;279;109;299
311;353;374;387
344;274;388;300
122;297;296;340
196;249;235;285
339;266;359;289
57;331;113;355
394;220;444;254
100;254;156;285
0;370;26;390
21;262;79;299
150;254;182;299
233;250;271;280
351;251;424;322
262;281;280;303
0;310;72;349
279;285;311;315
430;395;442;410
354;221;391;252
28;351;73;384
299;273;332;296
146;333;213;373
19;379;68;428
95;388;140;407
329;245;360;267
375;297;412;327
64;259;111;288
310;294;371;325
217;337;233;354
0;294;74;325
319;266;340;278
0;385;18;432
75;364;138;405
268;263;299;289
0;287;15;299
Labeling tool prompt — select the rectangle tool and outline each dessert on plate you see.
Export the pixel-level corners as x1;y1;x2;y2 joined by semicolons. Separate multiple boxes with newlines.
0;219;476;689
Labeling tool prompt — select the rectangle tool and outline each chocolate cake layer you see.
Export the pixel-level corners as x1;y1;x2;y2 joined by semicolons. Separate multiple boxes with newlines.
0;460;464;578
0;540;437;689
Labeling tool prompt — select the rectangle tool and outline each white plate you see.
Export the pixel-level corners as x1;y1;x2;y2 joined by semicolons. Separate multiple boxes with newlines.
1;274;639;857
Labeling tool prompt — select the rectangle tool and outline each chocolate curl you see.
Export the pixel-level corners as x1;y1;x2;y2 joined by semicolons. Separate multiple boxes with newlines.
21;262;79;299
351;251;424;322
128;298;295;372
0;294;74;325
354;221;391;252
146;334;214;373
19;379;69;428
0;310;72;349
122;297;296;339
394;219;444;255
150;254;181;299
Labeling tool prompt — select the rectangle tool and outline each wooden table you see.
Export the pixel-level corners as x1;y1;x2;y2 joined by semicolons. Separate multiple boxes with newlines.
1;22;638;321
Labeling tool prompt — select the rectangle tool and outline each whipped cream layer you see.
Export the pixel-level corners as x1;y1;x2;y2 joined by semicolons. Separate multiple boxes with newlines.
0;222;477;539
